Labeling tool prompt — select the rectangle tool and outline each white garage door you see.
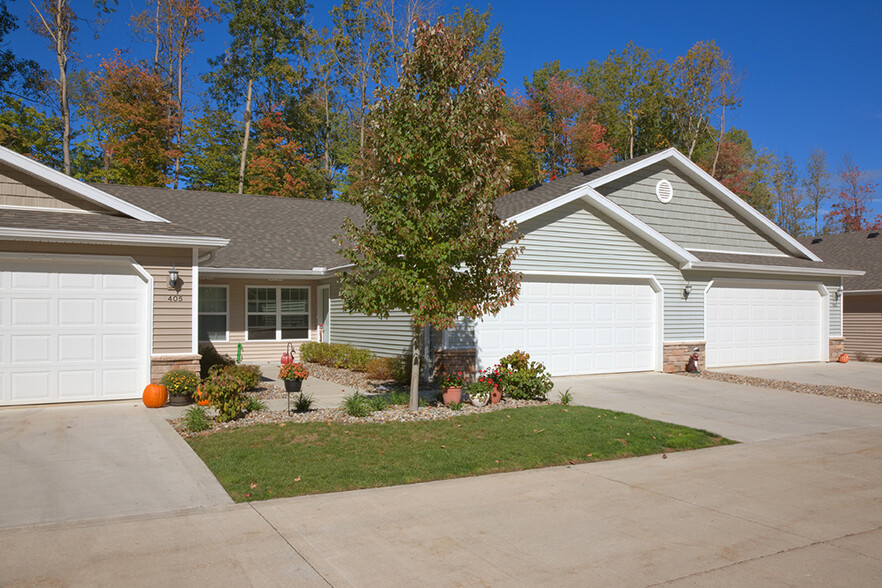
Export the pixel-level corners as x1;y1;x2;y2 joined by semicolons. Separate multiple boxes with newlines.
475;279;657;376
705;283;824;368
0;257;149;406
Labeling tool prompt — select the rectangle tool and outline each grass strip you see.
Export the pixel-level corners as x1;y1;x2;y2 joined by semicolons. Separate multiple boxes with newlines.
187;405;735;502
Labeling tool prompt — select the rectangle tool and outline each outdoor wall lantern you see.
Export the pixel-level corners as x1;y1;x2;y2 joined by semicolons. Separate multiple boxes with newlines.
834;286;843;302
168;265;179;288
683;282;692;300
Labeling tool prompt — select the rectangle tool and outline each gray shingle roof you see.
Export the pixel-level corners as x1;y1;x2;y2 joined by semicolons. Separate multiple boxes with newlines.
94;184;362;271
494;151;663;219
0;208;217;239
691;251;845;271
799;231;882;290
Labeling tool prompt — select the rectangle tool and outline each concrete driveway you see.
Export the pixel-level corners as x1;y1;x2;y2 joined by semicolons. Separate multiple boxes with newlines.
718;360;882;394
2;375;882;586
0;402;231;529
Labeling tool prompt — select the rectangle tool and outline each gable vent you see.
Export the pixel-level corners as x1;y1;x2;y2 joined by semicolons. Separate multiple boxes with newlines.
655;179;674;203
869;232;879;238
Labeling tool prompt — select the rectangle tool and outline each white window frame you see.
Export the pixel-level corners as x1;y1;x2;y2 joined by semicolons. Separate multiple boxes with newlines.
245;285;311;342
198;285;229;342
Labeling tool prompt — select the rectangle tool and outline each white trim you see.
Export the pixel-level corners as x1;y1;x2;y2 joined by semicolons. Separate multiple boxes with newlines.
518;270;664;372
0;204;96;214
317;284;331;343
845;289;882;294
585;149;677;188
245;285;311;342
0;227;229;248
197;284;229;343
200;267;325;278
0;145;169;222
686;247;790;258
192;249;199;353
685;260;864;277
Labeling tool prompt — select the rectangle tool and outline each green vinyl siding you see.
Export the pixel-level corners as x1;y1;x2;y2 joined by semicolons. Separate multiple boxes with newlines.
328;298;413;357
599;162;787;256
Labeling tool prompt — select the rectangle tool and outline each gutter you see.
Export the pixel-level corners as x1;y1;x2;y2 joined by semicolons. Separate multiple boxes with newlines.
0;227;229;249
684;260;865;278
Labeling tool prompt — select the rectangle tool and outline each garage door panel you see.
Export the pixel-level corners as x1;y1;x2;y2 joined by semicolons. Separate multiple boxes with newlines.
706;284;822;368
476;279;656;376
1;258;148;405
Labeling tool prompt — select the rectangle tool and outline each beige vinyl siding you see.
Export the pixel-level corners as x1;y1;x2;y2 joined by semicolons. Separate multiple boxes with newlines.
199;278;317;363
0;241;193;354
0;163;109;212
599;162;786;256
843;294;882;359
511;200;703;341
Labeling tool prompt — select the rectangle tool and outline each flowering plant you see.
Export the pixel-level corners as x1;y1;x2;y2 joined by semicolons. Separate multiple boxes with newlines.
279;362;309;381
160;369;199;398
439;371;466;388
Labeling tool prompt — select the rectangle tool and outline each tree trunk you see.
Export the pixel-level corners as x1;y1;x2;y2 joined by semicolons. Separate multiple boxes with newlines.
172;19;186;189
238;77;254;194
628;115;635;159
55;0;70;175
153;0;161;68
711;105;726;178
409;323;421;411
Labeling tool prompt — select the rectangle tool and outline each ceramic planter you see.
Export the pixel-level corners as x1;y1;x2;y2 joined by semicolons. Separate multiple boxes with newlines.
442;386;462;405
469;391;488;407
489;384;502;404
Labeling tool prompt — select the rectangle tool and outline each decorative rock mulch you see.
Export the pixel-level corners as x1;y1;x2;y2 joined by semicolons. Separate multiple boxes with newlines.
248;363;391;399
679;370;882;404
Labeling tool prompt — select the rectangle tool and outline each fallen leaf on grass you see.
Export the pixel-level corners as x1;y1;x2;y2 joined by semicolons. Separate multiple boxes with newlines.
250;482;258;489
587;454;593;458
441;445;446;449
662;454;667;460
568;460;575;465
245;493;251;498
294;476;301;482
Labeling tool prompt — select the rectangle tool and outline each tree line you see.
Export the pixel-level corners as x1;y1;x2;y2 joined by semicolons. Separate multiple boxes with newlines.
0;0;877;235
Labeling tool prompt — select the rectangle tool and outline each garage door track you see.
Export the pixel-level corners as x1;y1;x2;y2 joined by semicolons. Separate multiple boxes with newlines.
0;402;231;529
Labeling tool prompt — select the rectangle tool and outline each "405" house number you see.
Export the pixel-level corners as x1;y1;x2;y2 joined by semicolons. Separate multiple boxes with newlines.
167;295;184;302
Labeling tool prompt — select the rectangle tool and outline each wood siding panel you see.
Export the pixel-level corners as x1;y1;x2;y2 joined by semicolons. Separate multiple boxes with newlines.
0;163;109;212
328;298;413;357
0;241;194;354
511;200;704;341
199;278;318;363
599;162;786;255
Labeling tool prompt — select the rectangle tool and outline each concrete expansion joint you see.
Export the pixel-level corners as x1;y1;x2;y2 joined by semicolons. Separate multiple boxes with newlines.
644;524;882;587
248;503;334;587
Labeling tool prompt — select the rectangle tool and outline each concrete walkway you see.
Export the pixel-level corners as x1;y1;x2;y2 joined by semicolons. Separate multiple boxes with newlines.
3;374;882;586
717;360;882;394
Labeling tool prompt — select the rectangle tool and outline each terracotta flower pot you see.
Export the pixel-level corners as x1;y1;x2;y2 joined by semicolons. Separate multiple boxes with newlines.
489;384;502;404
442;386;462;406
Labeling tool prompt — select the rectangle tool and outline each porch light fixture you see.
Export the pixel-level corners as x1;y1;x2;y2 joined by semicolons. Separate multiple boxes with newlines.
683;282;692;300
168;265;179;288
834;286;843;302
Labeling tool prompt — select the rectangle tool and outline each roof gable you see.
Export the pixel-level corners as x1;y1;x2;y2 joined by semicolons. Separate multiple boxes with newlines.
0;146;168;222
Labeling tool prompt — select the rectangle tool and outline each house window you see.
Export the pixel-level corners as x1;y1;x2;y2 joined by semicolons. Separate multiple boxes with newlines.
198;286;228;342
247;286;309;341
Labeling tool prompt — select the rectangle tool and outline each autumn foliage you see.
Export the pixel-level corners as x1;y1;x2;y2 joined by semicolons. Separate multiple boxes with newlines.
824;156;882;232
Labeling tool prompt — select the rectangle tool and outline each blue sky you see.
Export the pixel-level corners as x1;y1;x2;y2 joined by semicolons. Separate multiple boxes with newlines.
6;0;882;214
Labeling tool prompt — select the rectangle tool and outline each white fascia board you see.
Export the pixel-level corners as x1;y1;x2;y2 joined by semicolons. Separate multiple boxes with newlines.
0;145;169;223
685;261;865;278
199;267;327;278
507;181;697;268
588;148;823;263
845;289;882;294
685;247;790;258
0;227;228;248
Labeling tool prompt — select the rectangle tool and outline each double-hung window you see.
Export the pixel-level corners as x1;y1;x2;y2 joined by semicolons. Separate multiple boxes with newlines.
247;287;309;340
198;286;228;342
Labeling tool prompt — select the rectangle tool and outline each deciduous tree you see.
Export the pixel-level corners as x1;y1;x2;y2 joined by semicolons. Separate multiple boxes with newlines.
247;104;311;198
802;148;829;235
824;155;881;233
338;19;521;409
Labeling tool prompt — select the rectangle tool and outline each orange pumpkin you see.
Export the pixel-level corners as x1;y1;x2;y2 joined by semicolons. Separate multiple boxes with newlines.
194;386;210;406
838;353;849;363
142;383;168;408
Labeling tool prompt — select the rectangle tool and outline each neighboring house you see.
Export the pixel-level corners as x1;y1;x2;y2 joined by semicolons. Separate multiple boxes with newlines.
0;145;862;406
801;230;882;359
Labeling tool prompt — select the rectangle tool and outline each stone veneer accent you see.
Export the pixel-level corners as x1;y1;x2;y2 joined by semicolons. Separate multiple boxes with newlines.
828;337;845;362
151;354;201;383
433;348;477;381
662;341;706;373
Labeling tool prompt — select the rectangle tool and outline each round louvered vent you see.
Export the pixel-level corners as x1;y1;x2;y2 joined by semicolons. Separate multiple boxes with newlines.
656;179;673;203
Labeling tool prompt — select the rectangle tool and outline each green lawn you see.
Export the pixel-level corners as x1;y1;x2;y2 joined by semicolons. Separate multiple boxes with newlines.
188;405;735;502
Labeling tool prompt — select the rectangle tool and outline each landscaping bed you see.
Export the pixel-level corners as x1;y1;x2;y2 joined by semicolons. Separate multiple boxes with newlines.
680;371;882;404
186;405;735;501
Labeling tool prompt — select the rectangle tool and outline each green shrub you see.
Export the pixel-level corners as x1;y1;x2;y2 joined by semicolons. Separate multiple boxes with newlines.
366;395;388;412
300;342;376;372
292;392;314;412
391;355;412;385
198;344;234;379
201;365;248;422
498;350;553;400
161;369;199;398
366;357;397;380
558;388;573;406
341;391;370;417
386;389;411;406
182;405;211;433
226;364;262;390
448;401;463;411
244;397;268;412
